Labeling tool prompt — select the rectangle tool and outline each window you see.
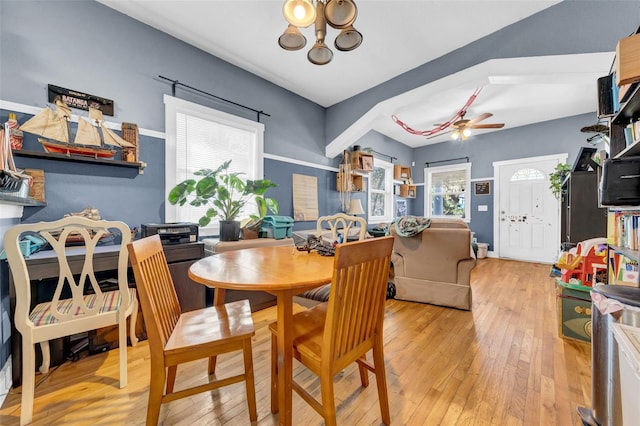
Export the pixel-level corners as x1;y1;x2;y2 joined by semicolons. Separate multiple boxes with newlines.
510;167;545;181
164;95;264;235
425;163;471;221
368;158;393;223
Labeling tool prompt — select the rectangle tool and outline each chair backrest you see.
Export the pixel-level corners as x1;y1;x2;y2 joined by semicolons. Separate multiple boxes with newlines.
4;216;132;335
316;212;367;242
127;235;181;354
323;236;394;370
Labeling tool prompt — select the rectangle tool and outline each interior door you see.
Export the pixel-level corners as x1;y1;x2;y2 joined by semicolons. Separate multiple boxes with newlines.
497;158;561;263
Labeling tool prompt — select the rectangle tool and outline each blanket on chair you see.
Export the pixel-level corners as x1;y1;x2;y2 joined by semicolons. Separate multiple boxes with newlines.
394;216;431;237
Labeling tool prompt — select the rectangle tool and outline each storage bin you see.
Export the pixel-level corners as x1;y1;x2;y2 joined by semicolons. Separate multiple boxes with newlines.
261;215;294;240
611;323;640;425
555;280;592;342
476;243;488;259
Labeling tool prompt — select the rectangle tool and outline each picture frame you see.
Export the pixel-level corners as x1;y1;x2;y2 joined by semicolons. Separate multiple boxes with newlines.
474;180;491;196
396;199;407;217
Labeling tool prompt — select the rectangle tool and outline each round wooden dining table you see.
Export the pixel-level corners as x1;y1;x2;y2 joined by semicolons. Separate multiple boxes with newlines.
188;245;334;426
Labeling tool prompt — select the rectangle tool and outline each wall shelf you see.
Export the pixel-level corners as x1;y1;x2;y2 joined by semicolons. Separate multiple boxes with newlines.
399;184;416;198
0;192;46;207
394;165;411;181
337;171;365;192
12;149;146;173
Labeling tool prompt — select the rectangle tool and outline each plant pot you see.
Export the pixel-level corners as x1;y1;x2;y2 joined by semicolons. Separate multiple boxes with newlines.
241;227;259;240
219;220;240;241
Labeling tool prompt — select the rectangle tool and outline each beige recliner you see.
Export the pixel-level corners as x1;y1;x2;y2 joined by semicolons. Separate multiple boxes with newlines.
390;218;476;310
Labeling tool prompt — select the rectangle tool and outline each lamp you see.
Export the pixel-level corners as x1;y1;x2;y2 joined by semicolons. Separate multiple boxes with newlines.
451;128;472;141
279;0;362;65
347;198;365;216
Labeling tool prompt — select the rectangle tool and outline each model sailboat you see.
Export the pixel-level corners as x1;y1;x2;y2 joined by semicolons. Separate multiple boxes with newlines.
20;98;135;159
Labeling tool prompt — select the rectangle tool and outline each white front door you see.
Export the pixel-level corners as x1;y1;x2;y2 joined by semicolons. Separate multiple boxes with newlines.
494;155;566;263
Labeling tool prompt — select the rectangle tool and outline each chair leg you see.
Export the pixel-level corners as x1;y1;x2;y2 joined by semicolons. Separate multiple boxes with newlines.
20;341;36;426
357;355;369;387
147;361;166;426
242;338;258;422
208;356;217;375
320;372;337;426
270;332;278;414
129;295;139;347
372;339;390;425
166;365;177;394
118;321;128;388
38;340;50;375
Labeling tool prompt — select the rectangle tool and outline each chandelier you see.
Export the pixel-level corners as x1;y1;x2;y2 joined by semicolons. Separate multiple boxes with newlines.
278;0;362;65
451;128;472;141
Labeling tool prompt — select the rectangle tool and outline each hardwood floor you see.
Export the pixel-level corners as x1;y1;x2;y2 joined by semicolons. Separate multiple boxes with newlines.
0;258;592;425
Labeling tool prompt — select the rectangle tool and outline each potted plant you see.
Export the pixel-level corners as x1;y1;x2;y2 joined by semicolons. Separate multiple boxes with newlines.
549;163;571;201
168;160;278;241
240;191;280;239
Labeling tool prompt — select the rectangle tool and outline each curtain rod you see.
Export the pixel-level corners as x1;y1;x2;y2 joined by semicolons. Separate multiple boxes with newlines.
425;156;469;167
366;149;397;163
158;75;271;122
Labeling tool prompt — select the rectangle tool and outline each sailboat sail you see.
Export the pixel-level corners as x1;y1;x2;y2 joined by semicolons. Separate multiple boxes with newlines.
20;105;69;143
74;117;102;147
100;123;135;148
88;106;134;148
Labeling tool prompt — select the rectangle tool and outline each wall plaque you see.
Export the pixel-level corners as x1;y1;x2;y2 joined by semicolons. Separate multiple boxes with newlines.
474;181;491;196
47;84;114;116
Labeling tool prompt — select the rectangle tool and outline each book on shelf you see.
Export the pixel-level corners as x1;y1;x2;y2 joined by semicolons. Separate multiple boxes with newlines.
612;210;640;250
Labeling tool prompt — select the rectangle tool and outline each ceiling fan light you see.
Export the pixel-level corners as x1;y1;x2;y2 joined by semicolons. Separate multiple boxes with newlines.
462;128;472;138
334;26;362;51
278;24;307;51
308;41;333;65
324;0;358;29
283;0;316;28
451;131;460;140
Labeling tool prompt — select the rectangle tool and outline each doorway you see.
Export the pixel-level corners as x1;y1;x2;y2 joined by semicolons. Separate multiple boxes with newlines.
493;154;567;263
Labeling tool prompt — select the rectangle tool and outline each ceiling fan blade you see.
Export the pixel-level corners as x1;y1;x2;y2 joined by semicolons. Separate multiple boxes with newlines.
471;123;504;129
426;129;453;139
467;112;493;124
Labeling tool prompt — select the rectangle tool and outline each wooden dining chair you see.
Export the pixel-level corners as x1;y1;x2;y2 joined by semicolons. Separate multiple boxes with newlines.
270;236;394;425
3;216;138;426
127;235;257;425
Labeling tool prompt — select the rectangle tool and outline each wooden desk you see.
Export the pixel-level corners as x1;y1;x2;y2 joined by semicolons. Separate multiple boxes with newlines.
188;245;333;426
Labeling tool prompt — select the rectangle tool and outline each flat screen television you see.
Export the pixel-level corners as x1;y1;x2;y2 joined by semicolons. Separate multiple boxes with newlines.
572;147;599;172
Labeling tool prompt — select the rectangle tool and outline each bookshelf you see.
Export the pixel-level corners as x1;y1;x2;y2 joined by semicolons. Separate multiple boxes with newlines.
608;211;640;286
601;33;640;288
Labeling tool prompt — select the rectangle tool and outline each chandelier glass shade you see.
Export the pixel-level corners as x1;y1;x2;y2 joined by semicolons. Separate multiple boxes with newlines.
451;128;472;141
279;0;362;65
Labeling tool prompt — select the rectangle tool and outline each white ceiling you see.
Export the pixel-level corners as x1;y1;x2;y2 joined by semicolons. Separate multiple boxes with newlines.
98;0;612;150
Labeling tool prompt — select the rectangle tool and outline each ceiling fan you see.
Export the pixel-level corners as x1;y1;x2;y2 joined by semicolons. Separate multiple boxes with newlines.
391;88;505;140
437;111;505;141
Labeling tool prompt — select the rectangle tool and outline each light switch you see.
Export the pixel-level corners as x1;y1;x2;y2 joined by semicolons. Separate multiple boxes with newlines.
478;205;488;212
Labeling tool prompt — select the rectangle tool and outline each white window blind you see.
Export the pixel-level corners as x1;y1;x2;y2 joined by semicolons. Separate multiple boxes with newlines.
368;158;393;223
165;95;264;235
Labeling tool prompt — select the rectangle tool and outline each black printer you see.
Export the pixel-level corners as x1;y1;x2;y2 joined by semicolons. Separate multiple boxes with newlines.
141;222;199;244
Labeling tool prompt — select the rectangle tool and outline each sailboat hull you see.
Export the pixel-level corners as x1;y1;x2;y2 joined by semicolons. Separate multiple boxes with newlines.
38;138;116;159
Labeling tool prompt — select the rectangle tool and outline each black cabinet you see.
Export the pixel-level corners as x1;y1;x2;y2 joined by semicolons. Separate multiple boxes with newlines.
561;171;607;244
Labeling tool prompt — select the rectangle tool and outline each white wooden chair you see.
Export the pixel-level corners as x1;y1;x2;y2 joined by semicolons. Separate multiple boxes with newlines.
316;212;367;243
296;213;368;304
3;216;138;425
